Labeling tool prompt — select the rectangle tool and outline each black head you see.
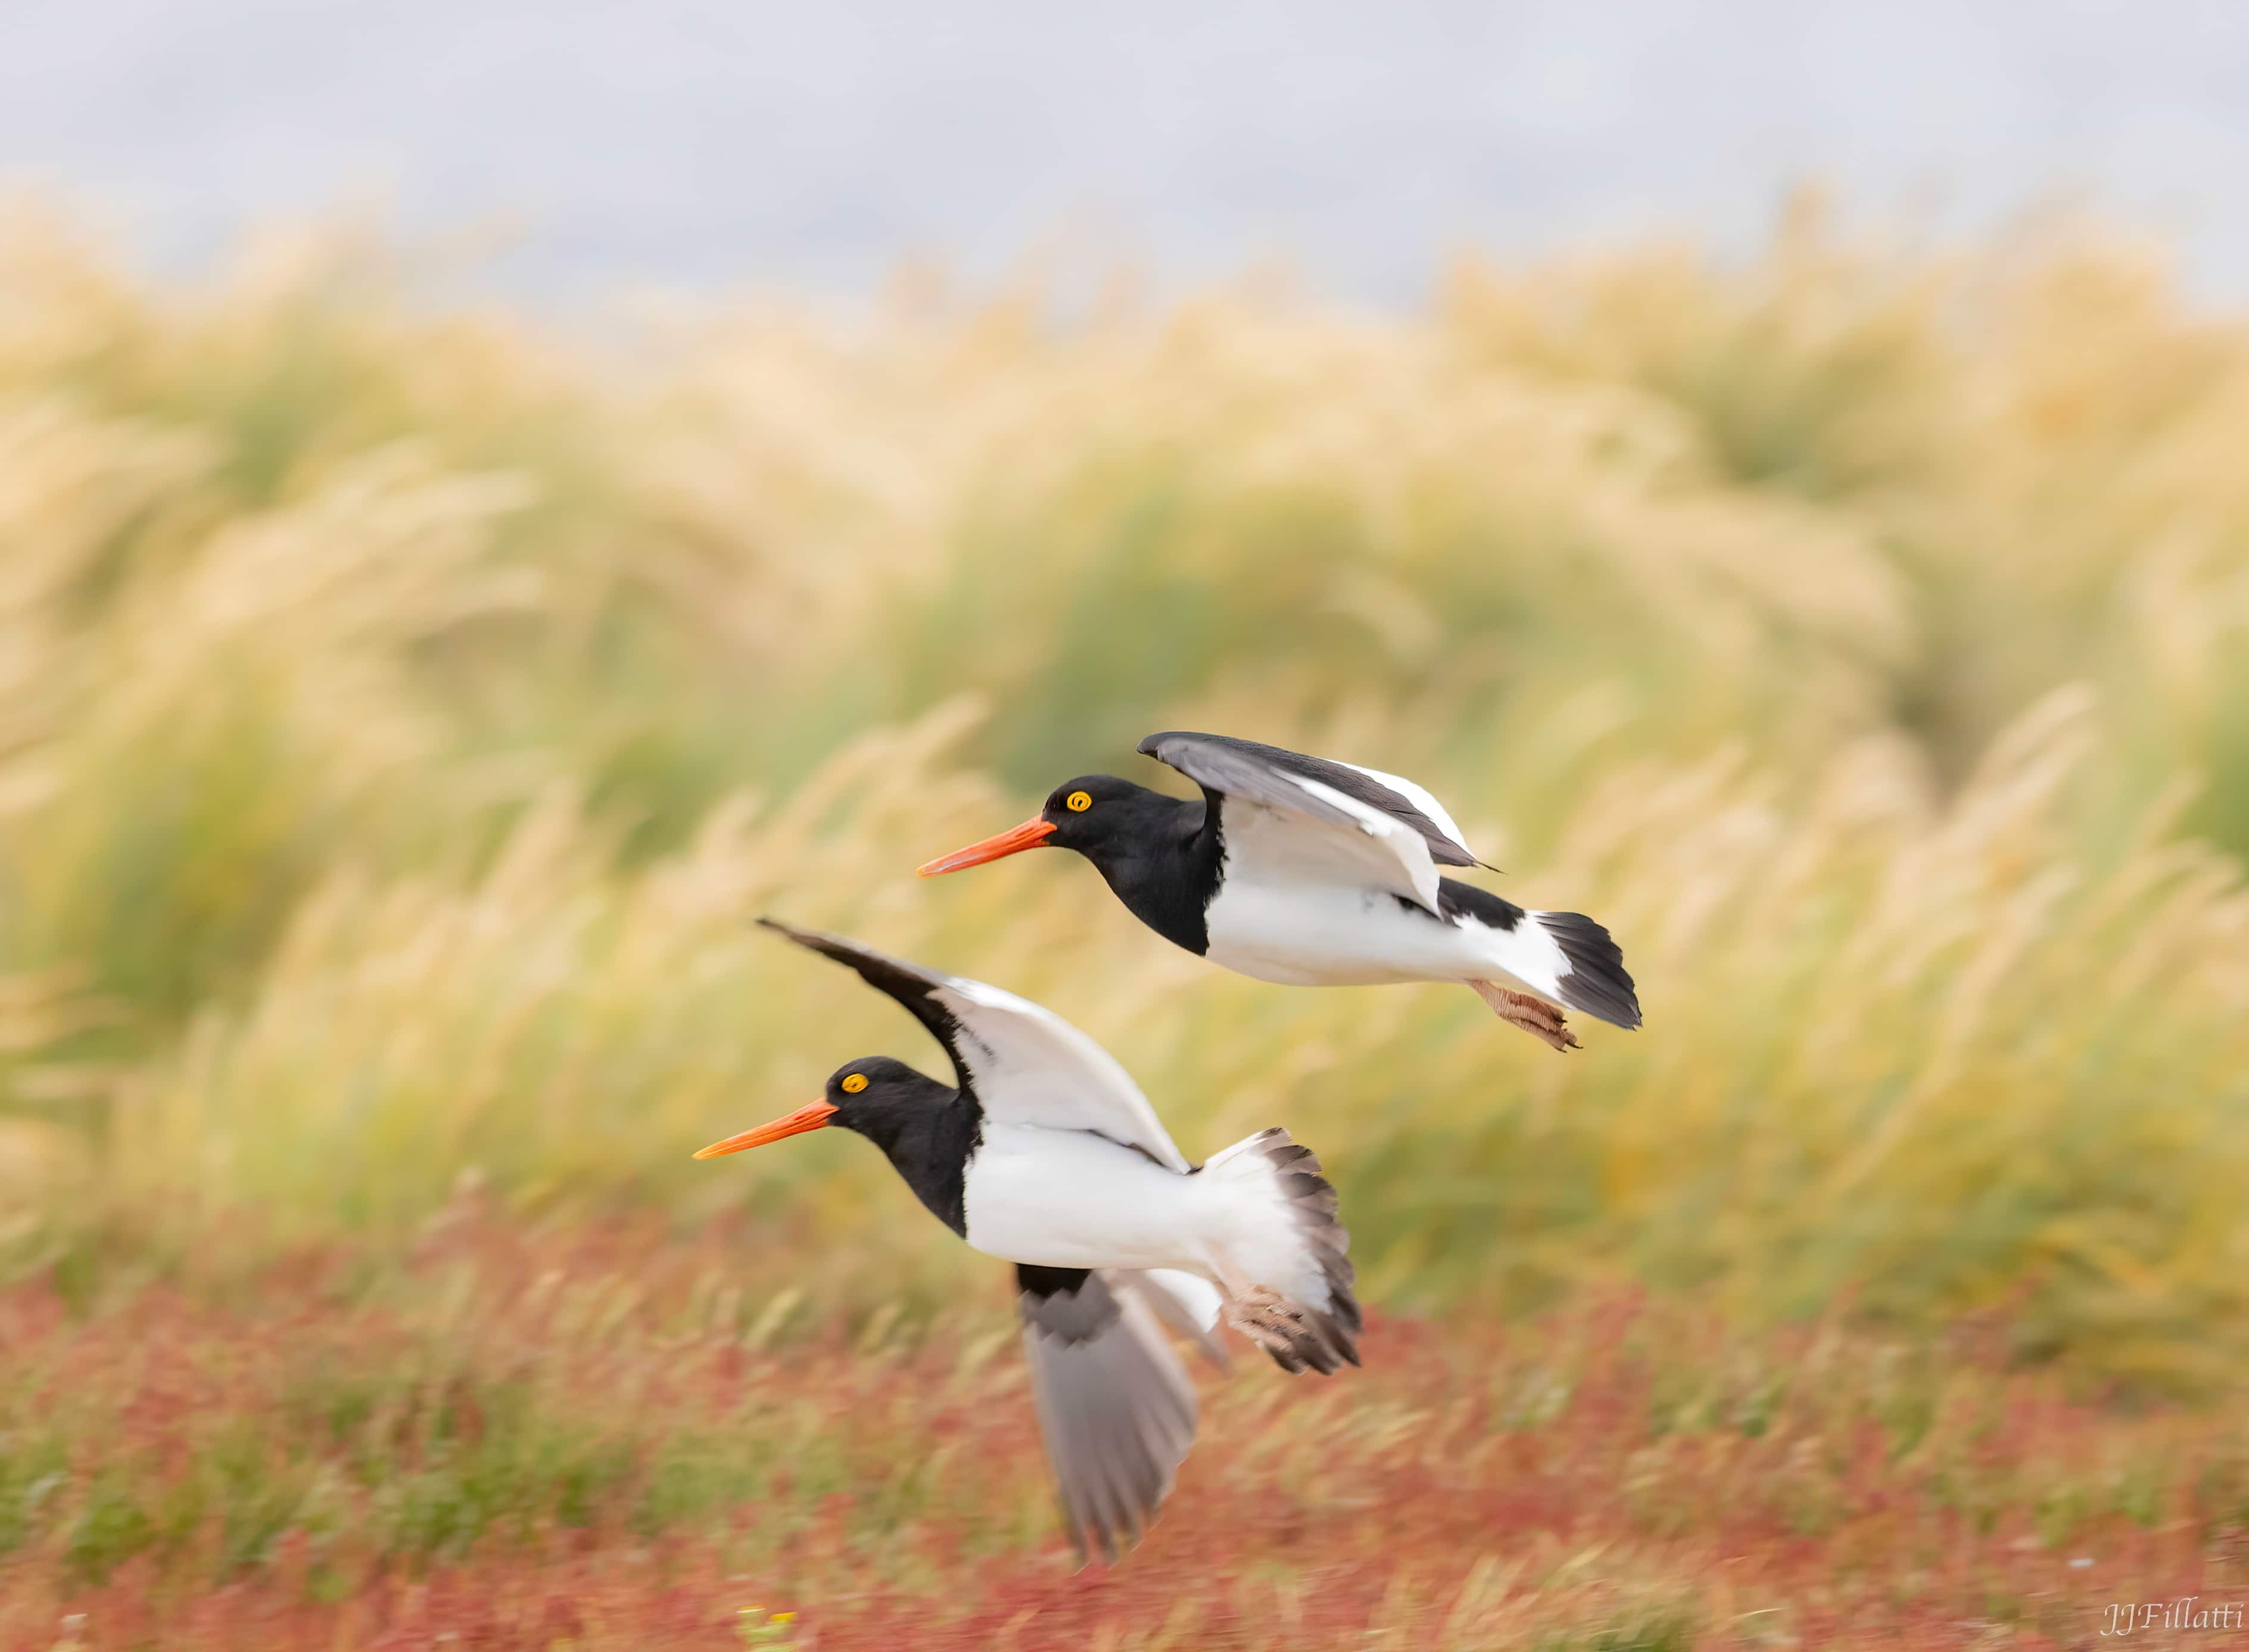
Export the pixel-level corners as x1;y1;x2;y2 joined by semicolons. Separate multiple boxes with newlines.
696;1055;948;1158
693;1055;977;1234
1037;774;1185;859
916;773;1193;879
815;1055;955;1151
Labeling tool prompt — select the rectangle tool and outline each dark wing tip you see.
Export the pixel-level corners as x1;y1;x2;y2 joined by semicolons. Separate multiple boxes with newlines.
755;916;863;967
755;918;968;1051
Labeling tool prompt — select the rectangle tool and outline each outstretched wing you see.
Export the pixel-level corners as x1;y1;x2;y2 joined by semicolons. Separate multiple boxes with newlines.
1017;1264;1204;1566
1139;730;1480;914
758;919;1189;1172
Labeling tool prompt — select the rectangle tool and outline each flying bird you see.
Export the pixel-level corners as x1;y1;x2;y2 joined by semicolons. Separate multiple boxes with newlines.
919;731;1640;1051
697;918;1359;1563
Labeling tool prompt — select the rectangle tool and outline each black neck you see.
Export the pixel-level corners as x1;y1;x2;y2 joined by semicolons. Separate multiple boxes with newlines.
840;1073;983;1236
1083;790;1223;955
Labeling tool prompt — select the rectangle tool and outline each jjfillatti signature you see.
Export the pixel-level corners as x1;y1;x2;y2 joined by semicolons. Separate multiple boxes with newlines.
2100;1598;2244;1635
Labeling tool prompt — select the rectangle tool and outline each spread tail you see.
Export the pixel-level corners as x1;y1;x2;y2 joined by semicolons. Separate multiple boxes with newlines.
1468;906;1640;1050
1199;1128;1360;1374
1535;910;1641;1030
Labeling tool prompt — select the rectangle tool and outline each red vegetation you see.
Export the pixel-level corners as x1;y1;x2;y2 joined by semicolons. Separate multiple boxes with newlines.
0;1220;2241;1649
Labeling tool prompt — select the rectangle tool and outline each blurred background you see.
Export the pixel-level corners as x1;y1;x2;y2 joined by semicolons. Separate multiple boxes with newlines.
10;0;2249;300
4;4;2248;1644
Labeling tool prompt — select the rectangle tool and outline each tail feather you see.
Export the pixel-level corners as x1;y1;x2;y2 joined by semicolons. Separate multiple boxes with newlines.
1537;911;1641;1030
1200;1128;1360;1374
1442;881;1640;1040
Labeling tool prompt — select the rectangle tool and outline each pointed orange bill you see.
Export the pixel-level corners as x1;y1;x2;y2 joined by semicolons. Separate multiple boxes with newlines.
916;816;1057;877
693;1099;838;1159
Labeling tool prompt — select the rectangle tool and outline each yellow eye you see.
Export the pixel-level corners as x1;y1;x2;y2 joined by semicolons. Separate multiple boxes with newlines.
841;1073;868;1093
1066;790;1092;812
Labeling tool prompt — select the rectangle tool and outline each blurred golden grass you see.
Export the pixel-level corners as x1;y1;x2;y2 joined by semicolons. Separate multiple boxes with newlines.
1;195;2246;1385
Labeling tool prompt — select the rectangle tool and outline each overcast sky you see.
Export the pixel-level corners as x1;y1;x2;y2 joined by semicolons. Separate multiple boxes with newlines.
4;0;2247;300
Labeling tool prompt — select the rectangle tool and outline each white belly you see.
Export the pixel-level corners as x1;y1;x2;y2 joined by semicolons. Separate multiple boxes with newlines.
961;1126;1218;1273
1204;878;1502;987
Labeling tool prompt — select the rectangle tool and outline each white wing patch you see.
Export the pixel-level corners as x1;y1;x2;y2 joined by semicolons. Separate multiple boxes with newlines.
1132;1268;1224;1335
1278;774;1444;912
1117;1268;1232;1372
1335;760;1478;859
934;977;1191;1173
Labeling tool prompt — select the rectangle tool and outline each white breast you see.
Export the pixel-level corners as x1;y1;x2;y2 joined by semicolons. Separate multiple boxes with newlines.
961;1126;1214;1272
1200;808;1575;998
1204;878;1496;985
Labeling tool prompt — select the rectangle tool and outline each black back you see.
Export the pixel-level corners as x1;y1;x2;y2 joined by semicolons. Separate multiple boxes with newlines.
1430;876;1526;933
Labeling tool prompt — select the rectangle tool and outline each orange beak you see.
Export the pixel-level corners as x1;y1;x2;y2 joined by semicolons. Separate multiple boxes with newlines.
916;816;1058;877
693;1098;839;1159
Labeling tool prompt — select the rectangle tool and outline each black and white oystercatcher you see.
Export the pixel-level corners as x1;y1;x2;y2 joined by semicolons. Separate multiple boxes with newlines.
918;731;1641;1051
696;918;1360;1563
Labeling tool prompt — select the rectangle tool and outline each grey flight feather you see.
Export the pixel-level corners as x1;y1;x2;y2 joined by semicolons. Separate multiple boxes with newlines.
1017;1267;1200;1566
1138;730;1478;868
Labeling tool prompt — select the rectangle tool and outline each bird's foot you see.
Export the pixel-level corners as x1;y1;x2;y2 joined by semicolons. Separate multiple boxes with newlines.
1469;980;1580;1052
1226;1286;1322;1373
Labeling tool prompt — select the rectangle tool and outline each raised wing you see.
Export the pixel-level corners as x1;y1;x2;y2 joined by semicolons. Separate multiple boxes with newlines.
758;919;1190;1172
1334;759;1475;854
1017;1265;1200;1565
1139;730;1479;913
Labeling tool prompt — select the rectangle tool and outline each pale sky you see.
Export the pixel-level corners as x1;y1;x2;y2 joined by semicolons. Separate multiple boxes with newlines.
4;0;2246;298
